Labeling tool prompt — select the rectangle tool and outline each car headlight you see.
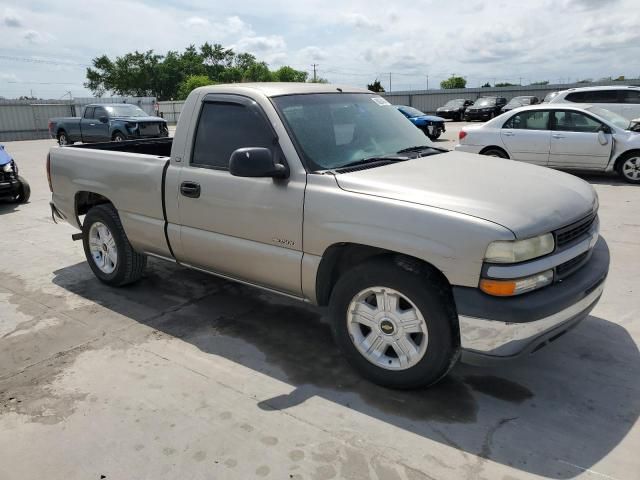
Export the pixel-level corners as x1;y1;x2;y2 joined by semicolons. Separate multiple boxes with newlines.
480;270;554;296
485;233;555;264
126;122;138;130
2;162;13;173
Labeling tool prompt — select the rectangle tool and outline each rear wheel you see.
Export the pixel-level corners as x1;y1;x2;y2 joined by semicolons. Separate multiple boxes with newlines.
82;204;147;286
112;132;125;142
618;153;640;184
481;147;509;159
329;258;458;389
57;130;71;146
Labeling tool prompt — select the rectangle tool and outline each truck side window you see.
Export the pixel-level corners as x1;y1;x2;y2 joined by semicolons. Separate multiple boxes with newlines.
84;107;95;119
191;102;274;169
94;107;107;119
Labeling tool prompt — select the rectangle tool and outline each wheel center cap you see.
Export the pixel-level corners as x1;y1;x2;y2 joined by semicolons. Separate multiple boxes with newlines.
102;243;108;252
379;319;395;335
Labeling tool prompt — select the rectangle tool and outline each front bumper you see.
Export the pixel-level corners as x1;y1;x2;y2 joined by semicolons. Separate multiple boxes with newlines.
0;176;21;198
436;110;459;119
454;236;609;363
464;111;494;120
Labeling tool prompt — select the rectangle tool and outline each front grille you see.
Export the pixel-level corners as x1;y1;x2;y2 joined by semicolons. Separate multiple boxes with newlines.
556;251;589;279
555;213;596;248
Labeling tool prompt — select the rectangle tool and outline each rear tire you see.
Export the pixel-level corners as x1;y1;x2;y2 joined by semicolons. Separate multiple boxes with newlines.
329;258;458;389
481;147;509;159
57;130;72;146
112;132;125;142
617;152;640;184
82;204;147;286
16;176;30;203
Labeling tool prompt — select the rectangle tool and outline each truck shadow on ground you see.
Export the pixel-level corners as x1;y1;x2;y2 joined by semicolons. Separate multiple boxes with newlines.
52;259;639;479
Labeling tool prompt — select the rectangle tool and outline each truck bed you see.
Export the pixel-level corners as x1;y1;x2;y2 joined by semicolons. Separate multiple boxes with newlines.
69;137;173;157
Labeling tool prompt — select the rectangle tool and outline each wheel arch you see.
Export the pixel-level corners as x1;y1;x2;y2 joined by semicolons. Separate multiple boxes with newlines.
111;130;125;140
75;191;113;223
613;149;640;172
315;242;455;308
479;145;510;158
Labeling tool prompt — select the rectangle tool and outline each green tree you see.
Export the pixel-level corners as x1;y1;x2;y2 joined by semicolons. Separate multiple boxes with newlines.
440;76;466;89
494;82;517;87
309;77;329;84
273;66;308;82
177;75;213;100
530;80;549;85
481;82;491;88
367;79;385;92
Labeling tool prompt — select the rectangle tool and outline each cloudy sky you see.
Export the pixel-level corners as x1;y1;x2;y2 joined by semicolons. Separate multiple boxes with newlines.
0;0;638;98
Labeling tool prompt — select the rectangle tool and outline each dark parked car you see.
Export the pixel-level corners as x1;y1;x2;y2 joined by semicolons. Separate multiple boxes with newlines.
436;98;474;121
463;97;507;121
541;91;560;103
501;95;540;113
396;105;446;140
0;144;30;204
49;104;169;145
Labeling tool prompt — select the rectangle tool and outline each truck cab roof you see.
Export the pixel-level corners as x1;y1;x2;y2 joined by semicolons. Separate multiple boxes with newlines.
192;82;373;97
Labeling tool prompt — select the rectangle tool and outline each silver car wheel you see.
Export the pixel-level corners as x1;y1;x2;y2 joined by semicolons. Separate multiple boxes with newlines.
622;156;640;181
346;287;428;371
58;133;68;145
88;221;118;274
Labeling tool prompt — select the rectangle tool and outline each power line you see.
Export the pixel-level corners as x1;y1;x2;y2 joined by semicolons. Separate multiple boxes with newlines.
0;55;90;68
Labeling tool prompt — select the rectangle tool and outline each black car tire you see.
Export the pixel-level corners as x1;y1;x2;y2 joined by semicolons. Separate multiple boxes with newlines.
16;176;30;203
57;130;72;146
82;204;147;286
329;257;459;389
481;147;509;159
112;132;126;142
428;132;441;140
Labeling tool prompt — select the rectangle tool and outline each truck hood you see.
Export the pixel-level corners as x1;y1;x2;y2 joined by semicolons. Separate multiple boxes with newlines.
334;151;597;238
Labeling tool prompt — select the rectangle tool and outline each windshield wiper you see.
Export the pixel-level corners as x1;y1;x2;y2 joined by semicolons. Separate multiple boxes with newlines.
396;145;448;155
334;154;409;171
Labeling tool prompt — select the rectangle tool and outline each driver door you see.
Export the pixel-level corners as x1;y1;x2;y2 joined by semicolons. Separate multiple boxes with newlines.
173;95;306;296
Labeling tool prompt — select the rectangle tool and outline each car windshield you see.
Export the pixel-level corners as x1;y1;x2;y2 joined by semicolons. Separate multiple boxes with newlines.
104;105;148;117
444;100;464;107
399;106;425;118
475;98;495;106
586;106;631;130
273;93;435;171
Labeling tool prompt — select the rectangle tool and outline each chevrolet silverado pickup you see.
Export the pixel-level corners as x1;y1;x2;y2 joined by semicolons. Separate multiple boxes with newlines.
49;103;168;145
48;83;609;389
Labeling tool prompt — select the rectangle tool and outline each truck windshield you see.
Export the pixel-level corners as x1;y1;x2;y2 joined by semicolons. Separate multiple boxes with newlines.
104;105;148;117
273;93;434;171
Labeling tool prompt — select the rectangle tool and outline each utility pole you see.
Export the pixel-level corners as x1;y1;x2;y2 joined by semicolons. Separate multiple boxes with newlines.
389;72;392;93
311;64;318;83
426;75;429;90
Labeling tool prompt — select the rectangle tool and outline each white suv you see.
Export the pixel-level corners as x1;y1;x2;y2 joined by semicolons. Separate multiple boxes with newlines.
550;85;640;120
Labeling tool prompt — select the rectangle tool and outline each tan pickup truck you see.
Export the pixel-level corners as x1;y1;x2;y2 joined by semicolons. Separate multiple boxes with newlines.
48;83;609;389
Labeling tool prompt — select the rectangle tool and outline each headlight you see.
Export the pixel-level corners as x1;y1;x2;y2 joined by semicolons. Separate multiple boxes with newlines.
2;162;13;173
480;270;554;296
126;122;138;130
485;233;555;264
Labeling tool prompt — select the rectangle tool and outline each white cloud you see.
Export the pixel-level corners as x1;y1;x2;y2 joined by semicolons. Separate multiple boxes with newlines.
2;9;22;27
299;46;328;61
341;13;382;30
0;73;19;81
234;35;286;52
184;16;209;28
23;29;54;45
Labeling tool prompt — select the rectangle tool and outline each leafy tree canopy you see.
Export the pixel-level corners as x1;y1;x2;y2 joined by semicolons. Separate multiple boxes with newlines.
494;82;517;87
85;43;308;100
440;76;466;89
367;79;385;92
529;80;549;85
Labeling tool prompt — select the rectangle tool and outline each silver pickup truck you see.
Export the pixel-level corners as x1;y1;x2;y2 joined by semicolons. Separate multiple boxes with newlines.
48;83;609;389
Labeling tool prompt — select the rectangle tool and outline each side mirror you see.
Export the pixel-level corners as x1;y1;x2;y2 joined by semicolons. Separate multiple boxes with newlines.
229;147;288;179
99;116;108;123
597;129;609;145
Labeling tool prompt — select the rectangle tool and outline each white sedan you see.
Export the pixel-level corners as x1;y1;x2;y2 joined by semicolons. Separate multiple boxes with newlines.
454;104;640;183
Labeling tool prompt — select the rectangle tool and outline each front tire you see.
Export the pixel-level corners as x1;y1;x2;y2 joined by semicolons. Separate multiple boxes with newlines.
617;152;640;184
329;258;458;389
16;176;30;203
481;147;509;159
82;204;147;286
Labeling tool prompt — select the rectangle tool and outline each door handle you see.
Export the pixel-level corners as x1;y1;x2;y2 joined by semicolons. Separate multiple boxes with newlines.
89;123;96;126
503;131;515;136
552;134;565;139
180;181;201;198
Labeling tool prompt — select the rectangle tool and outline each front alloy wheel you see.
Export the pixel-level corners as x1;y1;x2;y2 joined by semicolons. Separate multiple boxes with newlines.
347;287;428;370
620;155;640;183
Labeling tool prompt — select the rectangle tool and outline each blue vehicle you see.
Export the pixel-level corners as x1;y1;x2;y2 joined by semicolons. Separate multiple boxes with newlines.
0;144;30;204
48;104;169;145
396;105;446;140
